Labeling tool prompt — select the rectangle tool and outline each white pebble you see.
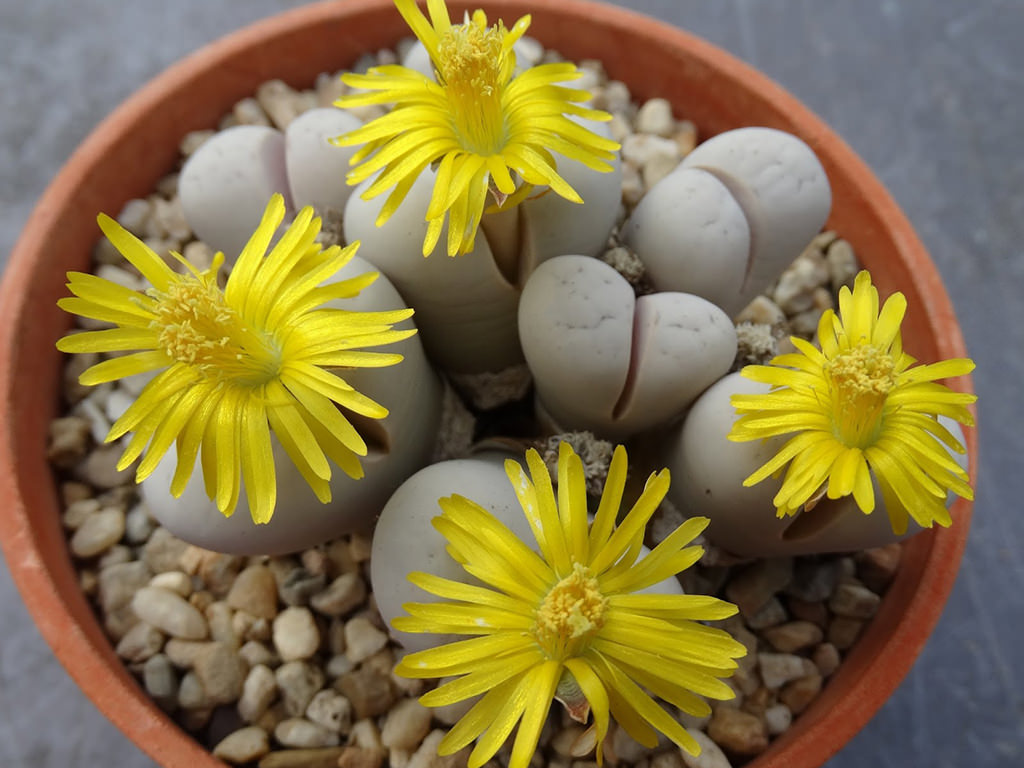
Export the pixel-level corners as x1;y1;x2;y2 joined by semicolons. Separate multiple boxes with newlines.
344;617;389;663
69;508;125;558
273;607;321;661
131;586;209;640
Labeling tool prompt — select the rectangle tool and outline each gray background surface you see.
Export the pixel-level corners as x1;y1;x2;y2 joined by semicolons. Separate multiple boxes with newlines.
1;0;1021;766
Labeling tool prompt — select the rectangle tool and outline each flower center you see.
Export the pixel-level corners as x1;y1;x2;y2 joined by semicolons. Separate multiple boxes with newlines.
152;276;280;385
827;344;896;447
534;563;608;659
436;21;508;155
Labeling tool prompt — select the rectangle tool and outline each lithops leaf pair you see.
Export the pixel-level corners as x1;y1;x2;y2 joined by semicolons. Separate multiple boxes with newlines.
140;254;443;555
622;127;832;317
179;109;364;259
519;256;737;440
662;373;970;557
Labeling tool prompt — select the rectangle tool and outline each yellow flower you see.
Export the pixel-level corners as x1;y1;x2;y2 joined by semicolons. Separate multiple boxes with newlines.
333;0;619;257
394;443;745;768
57;194;415;524
729;270;976;534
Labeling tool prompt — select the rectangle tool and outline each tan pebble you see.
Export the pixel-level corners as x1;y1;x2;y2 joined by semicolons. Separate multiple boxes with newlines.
274;717;340;748
74;443;131;489
344;617;388;664
141;527;190;573
98;560;151;615
123;504;156;544
812;642;842;677
601;80;632;112
827;615;864;650
62;498;100;530
673;120;698;156
206;601;238;645
642;154;680;189
189;589;216;614
257;79;303;129
239;639;277;668
257;746;346;768
732;663;760;696
79;569;98;596
61;481;93;506
301;548;331;576
324;539;357;575
762;620;824;653
279;566;328;606
181;240;215;272
785;596;828;628
234;96;271;126
256;701;289;734
97;545;132;569
115;621;165;663
678;727;731;768
349;534;373;563
779;672;823;715
277;660;326;716
735;295;787;327
48;416;92;468
180;129;215;156
650;751;683;768
326;654;354;679
621;164;644;207
142;653;178;709
164;638;212;668
745;596;787;630
826;238;858;290
725;558;794;619
757;652;808;690
391;749;413;768
305;689;352;734
621;132;680;168
336;666;395;720
117;198;152;235
407;730;472;768
132;586;209;640
149;571;192;597
350;718;383;750
213;726;271;764
856;544;902;593
336;746;386;768
707;707;768;756
193;641;247;704
178;670;210;709
829;583;881;619
608;113;632;144
315;71;346;107
764;703;792;735
635;97;675;137
155;172;179;198
196;551;245;597
741;686;775;718
381;697;433;752
273;607;321;661
239;664;279;723
311;573;367;617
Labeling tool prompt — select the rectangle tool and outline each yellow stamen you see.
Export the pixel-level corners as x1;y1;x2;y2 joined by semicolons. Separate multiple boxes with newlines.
152;276;279;385
534;563;608;659
827;344;896;447
436;20;508;155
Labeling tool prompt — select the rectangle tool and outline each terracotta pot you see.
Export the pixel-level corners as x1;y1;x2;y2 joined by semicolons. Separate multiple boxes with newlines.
0;1;977;766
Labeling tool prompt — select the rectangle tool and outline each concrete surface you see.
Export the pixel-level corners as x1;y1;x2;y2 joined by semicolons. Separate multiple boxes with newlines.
1;1;1021;766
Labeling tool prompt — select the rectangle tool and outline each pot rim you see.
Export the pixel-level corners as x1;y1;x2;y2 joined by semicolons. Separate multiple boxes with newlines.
0;1;977;767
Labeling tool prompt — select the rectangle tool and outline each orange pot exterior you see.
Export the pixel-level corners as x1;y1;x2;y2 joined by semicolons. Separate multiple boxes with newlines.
0;2;977;767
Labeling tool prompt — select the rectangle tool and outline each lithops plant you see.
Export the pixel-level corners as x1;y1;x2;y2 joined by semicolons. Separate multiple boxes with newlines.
178;111;366;259
664;373;970;556
371;452;530;653
622;127;831;317
140;253;443;555
518;255;737;439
